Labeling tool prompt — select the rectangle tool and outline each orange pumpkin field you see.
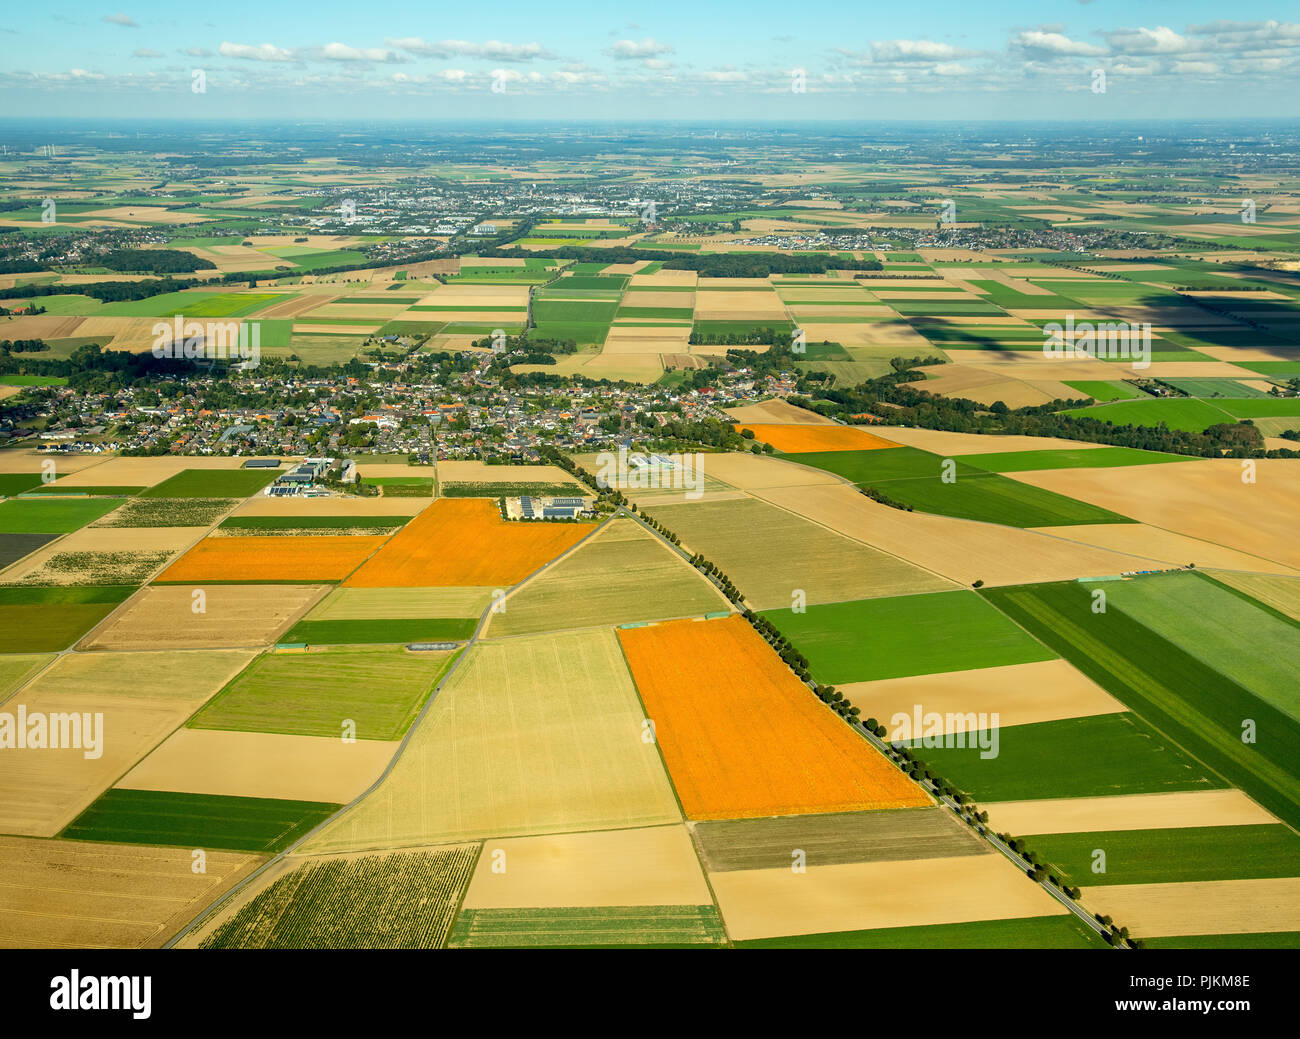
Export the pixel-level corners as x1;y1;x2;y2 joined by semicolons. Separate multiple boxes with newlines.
344;498;596;587
730;423;898;453
617;615;930;820
155;535;390;583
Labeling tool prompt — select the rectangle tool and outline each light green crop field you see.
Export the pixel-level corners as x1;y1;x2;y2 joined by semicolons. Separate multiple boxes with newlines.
190;645;458;740
489;519;727;636
138;469;279;499
1206;571;1300;623
957;447;1189;473
1102;572;1300;722
644;497;956;610
301;628;681;854
0;497;122;533
763;590;1056;683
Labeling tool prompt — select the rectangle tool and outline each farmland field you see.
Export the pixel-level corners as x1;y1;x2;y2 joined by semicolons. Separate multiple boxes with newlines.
448;905;727;948
283;617;476;644
0;497;122;533
1029;824;1300;887
62;789;338;853
487;519;727;636
190;645;458;740
0;648;255;836
763;590;1055;683
906;713;1228;803
643;496;954;609
736;914;1106;949
155;534;388;583
732;423;898;453
344;498;595;587
302;628;681;853
981;580;1300;828
0;836;263;949
139;469;280;498
91;497;238;528
618;615;930;819
198;846;478;949
691;807;984;872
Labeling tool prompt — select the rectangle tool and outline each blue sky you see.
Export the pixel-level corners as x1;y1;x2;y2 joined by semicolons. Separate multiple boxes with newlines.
2;1;1298;119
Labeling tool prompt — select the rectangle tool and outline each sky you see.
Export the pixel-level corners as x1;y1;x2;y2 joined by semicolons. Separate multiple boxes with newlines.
2;1;1299;121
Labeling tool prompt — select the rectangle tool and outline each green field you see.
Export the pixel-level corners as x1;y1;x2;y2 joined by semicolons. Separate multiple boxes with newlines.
200;845;479;949
448;905;727;948
0;474;45;496
956;447;1189;473
1063;380;1147;402
490;519;726;636
439;482;581;498
1062;397;1249;432
190;645;459;740
138;469;279;498
784;446;1132;527
763;590;1056;683
644;496;954;610
97;291;281;318
283;617;476;645
736;914;1106;949
1162;378;1275;399
1028;824;1300;887
61;789;338;853
31;485;145;497
220;514;408;535
908;713;1227;802
1101;572;1300;721
1144;932;1300;950
981;580;1300;829
0;497;122;533
0;599;121;651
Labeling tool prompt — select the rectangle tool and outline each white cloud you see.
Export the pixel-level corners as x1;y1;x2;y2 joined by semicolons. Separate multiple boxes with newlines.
1102;26;1194;55
1011;30;1105;56
870;39;979;63
103;13;137;28
132;48;162;58
385;37;552;62
606;37;673;60
218;42;297;63
319;43;405;63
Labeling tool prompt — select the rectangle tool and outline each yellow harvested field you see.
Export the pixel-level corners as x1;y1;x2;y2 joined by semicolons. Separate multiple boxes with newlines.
1011;459;1300;570
723;398;835;426
307;585;495;621
0;836;262;949
1031;524;1299;575
709;854;1065;941
1080;878;1300;938
846;659;1124;740
117;728;395;804
434;461;584;487
0;449;103;474
1205;570;1300;620
751;482;1162;585
694;451;843;491
52;455;259;487
463;825;712;909
83;206;212;224
302;629;681;853
798;321;934;348
256;293;335;319
623;291;694;308
629;269;696;286
985;790;1280;837
580;352;666;382
232;494;427;517
79;584;325;651
0;649;255;835
868;428;1111;455
293;322;381;335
